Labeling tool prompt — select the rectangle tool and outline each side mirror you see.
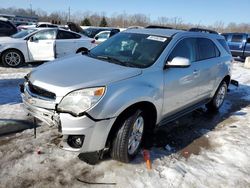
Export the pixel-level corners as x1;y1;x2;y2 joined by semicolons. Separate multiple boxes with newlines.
165;57;191;68
29;36;37;42
94;36;99;40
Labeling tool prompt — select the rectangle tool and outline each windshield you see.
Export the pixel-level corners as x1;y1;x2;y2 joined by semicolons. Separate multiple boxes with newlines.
88;32;170;68
11;29;37;38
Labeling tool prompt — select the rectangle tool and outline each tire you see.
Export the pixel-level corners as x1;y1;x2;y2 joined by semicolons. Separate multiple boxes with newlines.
206;81;227;112
1;49;24;67
111;109;145;163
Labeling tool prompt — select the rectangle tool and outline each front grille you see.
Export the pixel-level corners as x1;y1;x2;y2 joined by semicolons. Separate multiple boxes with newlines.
28;82;56;100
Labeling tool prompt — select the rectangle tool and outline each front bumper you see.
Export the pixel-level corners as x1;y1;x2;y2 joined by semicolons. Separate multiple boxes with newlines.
21;87;116;153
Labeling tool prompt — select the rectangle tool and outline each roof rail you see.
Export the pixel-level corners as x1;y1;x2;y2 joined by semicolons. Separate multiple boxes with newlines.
189;28;218;34
146;25;173;29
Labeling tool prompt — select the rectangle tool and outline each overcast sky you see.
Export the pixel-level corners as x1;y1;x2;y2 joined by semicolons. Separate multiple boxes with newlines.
1;0;249;25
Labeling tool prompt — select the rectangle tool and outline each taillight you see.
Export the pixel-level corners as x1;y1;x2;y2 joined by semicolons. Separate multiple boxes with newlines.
91;40;95;44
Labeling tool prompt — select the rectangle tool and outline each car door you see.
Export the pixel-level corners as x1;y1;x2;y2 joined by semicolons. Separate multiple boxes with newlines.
27;29;56;61
195;38;221;99
55;30;80;58
163;37;201;116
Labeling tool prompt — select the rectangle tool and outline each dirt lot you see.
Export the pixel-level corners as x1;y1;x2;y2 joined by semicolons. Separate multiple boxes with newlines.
0;62;249;188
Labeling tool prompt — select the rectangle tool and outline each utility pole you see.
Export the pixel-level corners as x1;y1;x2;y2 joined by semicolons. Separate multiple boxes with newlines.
68;6;71;22
30;3;32;16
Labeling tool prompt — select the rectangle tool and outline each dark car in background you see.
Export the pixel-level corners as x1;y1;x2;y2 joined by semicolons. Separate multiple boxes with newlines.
0;18;18;36
222;33;250;59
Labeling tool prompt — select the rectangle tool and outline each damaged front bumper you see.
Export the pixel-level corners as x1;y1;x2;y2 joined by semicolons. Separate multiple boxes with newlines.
21;83;116;153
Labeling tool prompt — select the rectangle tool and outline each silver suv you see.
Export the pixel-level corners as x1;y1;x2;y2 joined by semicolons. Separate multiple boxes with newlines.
21;28;232;163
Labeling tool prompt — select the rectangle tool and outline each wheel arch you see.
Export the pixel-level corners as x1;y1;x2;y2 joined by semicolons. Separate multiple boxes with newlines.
76;47;88;53
105;101;157;148
1;48;26;62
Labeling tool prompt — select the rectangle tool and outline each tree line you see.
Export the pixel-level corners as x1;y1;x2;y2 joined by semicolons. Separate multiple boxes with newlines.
1;7;250;33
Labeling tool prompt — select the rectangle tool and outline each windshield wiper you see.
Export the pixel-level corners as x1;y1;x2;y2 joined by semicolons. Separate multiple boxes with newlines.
96;55;136;67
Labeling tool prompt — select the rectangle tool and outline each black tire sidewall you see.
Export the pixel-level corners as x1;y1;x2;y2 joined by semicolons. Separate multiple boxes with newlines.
111;109;145;162
207;81;227;111
126;110;145;159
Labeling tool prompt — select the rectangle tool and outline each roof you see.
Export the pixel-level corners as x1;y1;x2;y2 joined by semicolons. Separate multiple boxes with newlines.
124;28;223;39
124;28;184;37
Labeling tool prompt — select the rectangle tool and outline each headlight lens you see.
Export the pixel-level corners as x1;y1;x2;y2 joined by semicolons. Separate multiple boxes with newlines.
57;87;105;116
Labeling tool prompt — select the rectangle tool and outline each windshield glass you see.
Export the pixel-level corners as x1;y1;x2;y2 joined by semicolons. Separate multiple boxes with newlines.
89;32;170;68
11;29;37;38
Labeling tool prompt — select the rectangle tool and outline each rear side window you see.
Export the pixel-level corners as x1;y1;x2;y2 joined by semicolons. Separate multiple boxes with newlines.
222;34;229;41
57;30;81;39
217;39;231;54
197;38;220;61
0;21;12;29
231;34;243;42
168;38;197;62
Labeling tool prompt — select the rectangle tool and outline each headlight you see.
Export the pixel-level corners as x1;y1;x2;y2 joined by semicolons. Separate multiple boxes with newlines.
57;87;105;116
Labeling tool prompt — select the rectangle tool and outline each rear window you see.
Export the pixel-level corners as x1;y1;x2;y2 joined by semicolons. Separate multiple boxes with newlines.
57;30;81;39
231;34;243;43
217;39;231;54
197;38;220;61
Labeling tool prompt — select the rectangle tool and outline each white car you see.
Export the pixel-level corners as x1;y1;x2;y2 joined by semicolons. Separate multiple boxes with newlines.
0;28;96;67
94;30;111;44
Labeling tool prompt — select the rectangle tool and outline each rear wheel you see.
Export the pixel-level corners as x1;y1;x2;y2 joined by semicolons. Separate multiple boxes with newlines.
111;109;145;163
206;81;227;111
1;49;24;67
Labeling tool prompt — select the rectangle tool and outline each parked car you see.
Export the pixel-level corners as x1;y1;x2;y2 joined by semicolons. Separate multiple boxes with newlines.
21;28;232;164
0;17;17;37
81;27;120;39
17;22;59;31
221;33;250;59
0;28;96;67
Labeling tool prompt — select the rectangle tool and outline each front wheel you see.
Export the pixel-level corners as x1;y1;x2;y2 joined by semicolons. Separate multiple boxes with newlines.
1;50;24;67
206;81;227;111
111;110;145;163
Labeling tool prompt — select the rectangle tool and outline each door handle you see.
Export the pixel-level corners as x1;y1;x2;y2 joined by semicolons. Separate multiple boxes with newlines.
193;70;199;77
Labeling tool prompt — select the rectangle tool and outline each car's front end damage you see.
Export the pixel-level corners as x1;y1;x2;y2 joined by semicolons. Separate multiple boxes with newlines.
21;80;117;152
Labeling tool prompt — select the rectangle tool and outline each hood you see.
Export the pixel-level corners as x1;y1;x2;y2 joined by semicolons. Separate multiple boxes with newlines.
29;54;142;97
0;37;21;43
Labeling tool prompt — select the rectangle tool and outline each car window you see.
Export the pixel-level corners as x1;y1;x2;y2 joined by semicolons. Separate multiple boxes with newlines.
38;24;47;28
89;33;170;68
0;21;12;29
168;38;197;62
57;30;81;39
197;38;220;61
217;39;231;54
32;30;56;40
222;34;229;41
11;29;36;38
247;38;250;44
47;25;58;28
231;34;243;43
96;32;110;40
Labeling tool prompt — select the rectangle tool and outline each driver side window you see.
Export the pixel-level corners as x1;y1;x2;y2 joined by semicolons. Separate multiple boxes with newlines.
168;38;197;63
32;30;56;40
